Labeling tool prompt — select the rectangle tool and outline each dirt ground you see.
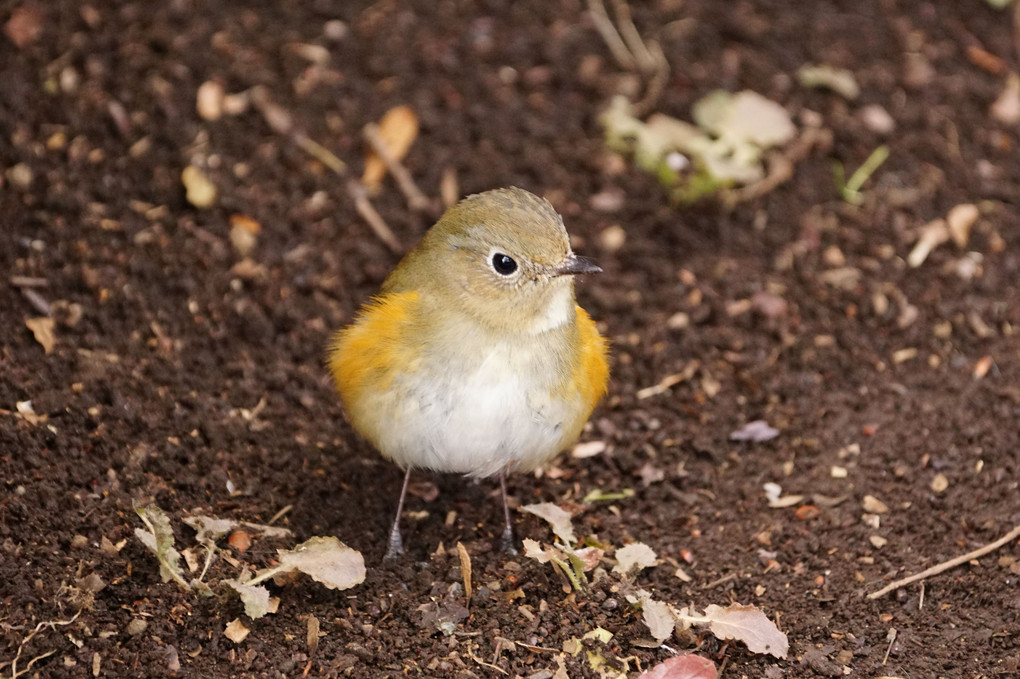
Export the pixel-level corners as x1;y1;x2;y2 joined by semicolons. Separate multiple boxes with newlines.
3;0;1019;677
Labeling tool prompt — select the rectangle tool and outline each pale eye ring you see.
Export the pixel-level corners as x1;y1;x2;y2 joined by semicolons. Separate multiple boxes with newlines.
491;252;518;276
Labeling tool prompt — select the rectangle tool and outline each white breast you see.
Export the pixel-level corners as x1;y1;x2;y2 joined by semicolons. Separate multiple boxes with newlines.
374;335;573;478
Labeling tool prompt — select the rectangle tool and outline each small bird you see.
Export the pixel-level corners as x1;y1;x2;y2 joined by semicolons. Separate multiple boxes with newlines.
328;187;609;559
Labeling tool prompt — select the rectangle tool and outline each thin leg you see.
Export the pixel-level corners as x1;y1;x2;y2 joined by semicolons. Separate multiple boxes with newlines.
499;471;518;555
384;467;412;562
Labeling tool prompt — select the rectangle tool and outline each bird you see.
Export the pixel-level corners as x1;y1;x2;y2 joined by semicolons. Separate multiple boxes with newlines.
328;187;609;560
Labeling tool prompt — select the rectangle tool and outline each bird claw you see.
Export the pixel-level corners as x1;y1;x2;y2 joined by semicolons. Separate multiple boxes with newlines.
501;525;519;555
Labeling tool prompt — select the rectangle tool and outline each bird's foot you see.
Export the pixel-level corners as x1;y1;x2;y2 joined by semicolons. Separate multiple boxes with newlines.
500;524;519;555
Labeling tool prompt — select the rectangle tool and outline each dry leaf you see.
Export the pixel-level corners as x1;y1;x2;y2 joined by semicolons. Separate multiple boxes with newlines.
641;596;675;644
224;580;272;619
613;542;657;574
763;482;804;508
692;604;788;658
522;538;559;564
134;504;189;589
456;542;472;602
25;317;56;354
275;536;366;590
637;654;718;679
521;502;576;545
224;618;250;643
362;106;419;192
306;614;320;655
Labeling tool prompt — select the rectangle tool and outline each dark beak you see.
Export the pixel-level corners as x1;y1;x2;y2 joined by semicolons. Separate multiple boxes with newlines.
552;254;602;276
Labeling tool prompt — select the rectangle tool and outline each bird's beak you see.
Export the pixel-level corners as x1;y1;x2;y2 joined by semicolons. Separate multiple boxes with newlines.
552;254;602;276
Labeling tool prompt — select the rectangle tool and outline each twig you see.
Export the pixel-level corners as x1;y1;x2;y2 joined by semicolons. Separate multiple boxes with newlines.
467;644;508;675
587;0;636;70
249;87;402;255
611;0;656;71
587;0;670;116
363;123;435;215
344;178;403;254
867;524;1020;600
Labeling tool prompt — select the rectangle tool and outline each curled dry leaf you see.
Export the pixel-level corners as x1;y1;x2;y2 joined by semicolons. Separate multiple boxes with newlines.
614;542;657;574
362;105;419;193
25;317;56;354
637;654;717;679
134;504;189;589
521;502;576;545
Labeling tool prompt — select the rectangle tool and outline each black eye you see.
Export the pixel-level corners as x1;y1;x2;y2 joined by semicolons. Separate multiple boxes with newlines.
491;252;518;275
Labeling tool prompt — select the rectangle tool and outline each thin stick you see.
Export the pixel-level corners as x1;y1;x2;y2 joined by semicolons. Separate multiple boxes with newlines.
250;87;402;255
345;178;403;255
867;524;1020;600
363;123;434;215
587;0;636;70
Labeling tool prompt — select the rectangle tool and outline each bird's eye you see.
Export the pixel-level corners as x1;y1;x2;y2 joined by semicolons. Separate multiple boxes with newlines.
491;252;518;276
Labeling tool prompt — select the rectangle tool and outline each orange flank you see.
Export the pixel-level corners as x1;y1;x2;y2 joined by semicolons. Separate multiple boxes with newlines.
328;291;420;414
569;306;610;413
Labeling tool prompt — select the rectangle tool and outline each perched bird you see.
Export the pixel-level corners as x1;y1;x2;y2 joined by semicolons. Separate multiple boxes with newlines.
328;187;609;559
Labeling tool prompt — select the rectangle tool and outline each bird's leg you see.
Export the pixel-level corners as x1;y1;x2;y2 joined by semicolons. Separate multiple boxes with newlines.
499;471;519;555
384;467;412;562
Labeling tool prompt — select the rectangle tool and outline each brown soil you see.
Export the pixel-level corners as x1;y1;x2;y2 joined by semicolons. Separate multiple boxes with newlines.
3;1;1019;677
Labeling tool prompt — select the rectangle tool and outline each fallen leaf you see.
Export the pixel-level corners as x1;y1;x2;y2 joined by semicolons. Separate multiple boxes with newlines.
274;536;366;590
362;105;419;193
614;542;657;574
729;420;780;442
521;502;576;545
690;603;788;658
637;654;717;679
641;596;675;644
306;614;320;655
134;504;189;589
456;541;472;602
224;618;250;643
224;580;272;619
25;317;56;354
